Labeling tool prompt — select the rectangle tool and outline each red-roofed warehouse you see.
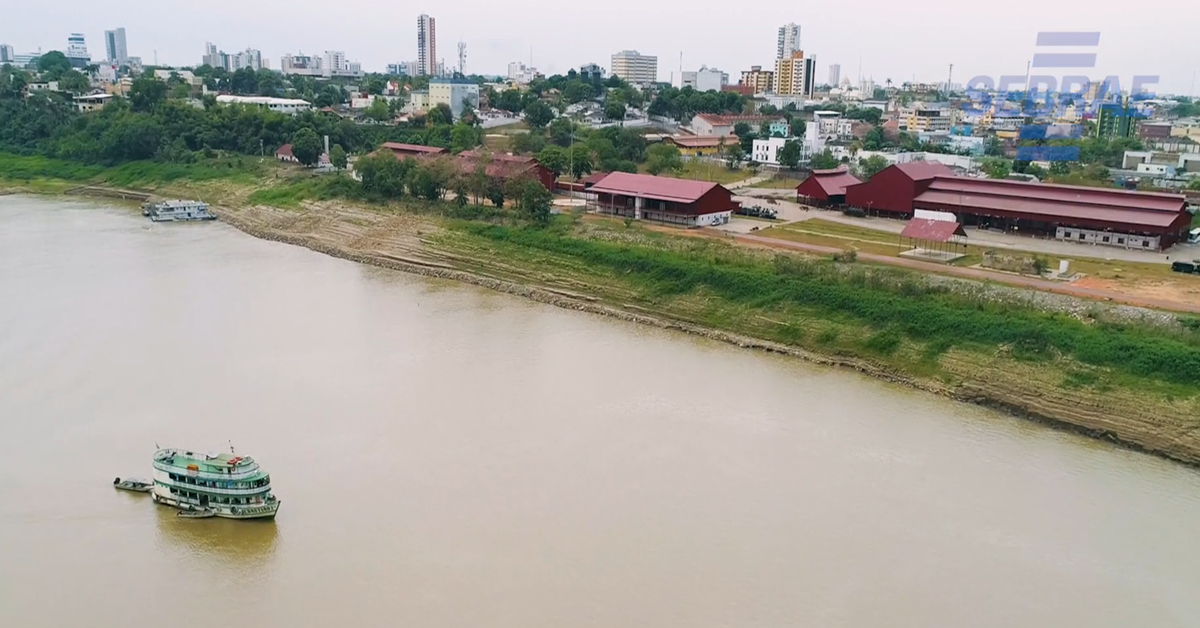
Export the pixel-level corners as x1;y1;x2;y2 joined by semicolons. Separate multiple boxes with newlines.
845;162;1192;250
588;172;740;227
796;168;862;206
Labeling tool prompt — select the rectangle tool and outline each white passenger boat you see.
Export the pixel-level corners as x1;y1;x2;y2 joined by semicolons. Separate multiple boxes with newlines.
150;448;280;520
141;200;216;222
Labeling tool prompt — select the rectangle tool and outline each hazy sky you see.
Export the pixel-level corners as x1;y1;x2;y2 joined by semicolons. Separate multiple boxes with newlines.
6;0;1198;94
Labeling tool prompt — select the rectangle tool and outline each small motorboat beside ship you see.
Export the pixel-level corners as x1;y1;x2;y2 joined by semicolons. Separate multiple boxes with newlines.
113;477;153;493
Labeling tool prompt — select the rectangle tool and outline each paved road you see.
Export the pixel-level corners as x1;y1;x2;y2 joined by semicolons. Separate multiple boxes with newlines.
701;229;1200;314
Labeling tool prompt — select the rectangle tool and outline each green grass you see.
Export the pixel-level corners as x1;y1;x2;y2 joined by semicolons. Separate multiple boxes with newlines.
246;176;362;208
452;222;1200;387
0;153;263;188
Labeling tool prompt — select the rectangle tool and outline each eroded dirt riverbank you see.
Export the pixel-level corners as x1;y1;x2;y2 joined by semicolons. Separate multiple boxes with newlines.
208;199;1200;467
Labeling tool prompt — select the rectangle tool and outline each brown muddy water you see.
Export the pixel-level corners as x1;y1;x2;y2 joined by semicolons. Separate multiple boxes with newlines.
2;195;1200;628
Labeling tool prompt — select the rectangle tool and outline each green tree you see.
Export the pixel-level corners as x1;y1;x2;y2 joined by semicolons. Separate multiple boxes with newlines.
510;131;546;154
726;143;746;169
548;117;575;147
426;103;453;126
537;145;568;178
790;118;807;137
36;51;73;80
857;155;889;180
329;144;347;171
1049;160;1071;176
364;97;391;122
291;128;323;166
569;145;594;180
778;140;805;169
1186;179;1200;191
129;76;168;112
450;123;480;153
523;100;554;130
604;101;626;122
982;158;1011;179
56;70;89;93
645;143;683;175
506;176;553;226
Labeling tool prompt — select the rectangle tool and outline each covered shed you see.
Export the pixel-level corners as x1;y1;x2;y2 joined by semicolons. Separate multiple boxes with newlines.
796;168;862;206
844;161;955;216
913;177;1191;250
898;217;968;263
588;172;740;227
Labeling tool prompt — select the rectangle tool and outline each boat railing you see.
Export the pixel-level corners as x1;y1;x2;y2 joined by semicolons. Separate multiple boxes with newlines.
152;461;262;481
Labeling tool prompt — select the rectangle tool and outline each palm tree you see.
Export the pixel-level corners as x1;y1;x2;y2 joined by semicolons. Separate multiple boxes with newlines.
885;78;893;90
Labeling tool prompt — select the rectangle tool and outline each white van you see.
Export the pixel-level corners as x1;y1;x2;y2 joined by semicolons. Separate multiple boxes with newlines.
1189;227;1200;244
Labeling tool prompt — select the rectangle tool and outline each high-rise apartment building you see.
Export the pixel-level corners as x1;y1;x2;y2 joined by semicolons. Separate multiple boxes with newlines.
0;44;14;64
610;50;657;86
828;63;841;87
66;33;90;68
777;23;801;60
739;65;775;94
773;52;815;97
417;14;437;76
104;28;128;64
232;48;263;71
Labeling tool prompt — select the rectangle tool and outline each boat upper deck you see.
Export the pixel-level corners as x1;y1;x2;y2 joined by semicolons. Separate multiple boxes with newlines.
154;449;263;477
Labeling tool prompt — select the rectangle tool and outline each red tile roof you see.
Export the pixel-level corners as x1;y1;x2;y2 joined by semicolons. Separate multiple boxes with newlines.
381;142;447;155
900;218;967;242
455;150;544;179
914;177;1188;230
275;144;293;158
588;172;721;204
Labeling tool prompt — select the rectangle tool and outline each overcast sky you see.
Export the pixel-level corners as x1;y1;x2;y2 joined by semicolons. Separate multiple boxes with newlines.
5;0;1198;94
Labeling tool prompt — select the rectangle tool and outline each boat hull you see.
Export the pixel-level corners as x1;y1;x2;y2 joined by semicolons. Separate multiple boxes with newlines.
151;491;280;520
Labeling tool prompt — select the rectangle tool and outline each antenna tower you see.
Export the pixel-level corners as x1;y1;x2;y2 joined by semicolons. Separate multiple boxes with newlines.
458;42;466;76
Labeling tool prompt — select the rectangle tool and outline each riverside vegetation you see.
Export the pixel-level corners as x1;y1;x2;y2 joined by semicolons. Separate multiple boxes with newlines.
5;151;1200;464
3;69;1199;464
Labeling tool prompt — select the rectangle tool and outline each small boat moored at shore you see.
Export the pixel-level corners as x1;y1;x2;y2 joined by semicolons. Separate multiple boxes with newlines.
141;199;216;222
150;447;281;520
113;477;153;493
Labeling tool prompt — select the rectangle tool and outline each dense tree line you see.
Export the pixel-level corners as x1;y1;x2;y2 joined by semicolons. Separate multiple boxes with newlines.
647;86;746;121
0;68;480;166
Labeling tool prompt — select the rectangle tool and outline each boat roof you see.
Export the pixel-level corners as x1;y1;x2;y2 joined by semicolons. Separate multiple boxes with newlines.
155;448;259;472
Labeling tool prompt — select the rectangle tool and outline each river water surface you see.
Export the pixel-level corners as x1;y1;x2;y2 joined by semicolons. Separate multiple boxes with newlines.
2;195;1200;628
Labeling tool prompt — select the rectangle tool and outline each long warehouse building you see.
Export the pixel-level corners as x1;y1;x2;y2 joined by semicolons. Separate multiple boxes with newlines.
844;164;1192;250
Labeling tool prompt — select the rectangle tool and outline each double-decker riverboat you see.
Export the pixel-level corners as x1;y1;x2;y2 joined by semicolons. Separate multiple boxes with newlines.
150;448;280;520
141;200;216;222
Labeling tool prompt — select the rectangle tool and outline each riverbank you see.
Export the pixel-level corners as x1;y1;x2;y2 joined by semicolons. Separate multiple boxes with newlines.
3;166;1199;466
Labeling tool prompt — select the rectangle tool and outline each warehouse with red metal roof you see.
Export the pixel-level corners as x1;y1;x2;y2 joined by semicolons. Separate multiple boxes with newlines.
844;162;1192;250
795;168;862;206
588;172;740;227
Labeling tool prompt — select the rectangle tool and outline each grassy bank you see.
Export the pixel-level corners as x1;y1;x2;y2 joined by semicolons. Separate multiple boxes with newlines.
450;221;1200;389
0;153;265;190
7;152;1200;463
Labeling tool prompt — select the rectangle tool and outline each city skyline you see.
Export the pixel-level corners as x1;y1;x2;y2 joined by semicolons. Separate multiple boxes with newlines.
3;0;1198;93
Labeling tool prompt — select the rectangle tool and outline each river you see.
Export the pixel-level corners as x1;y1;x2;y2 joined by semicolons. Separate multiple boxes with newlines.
2;195;1199;628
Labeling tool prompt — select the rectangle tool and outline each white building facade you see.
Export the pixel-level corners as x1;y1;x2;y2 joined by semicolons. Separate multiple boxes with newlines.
104;28;128;64
429;78;480;119
777;23;801;59
611;50;658;86
752;136;790;165
675;66;728;92
66;33;90;67
215;95;312;115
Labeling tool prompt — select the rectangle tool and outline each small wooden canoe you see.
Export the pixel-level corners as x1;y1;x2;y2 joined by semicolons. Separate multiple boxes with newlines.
178;508;216;519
